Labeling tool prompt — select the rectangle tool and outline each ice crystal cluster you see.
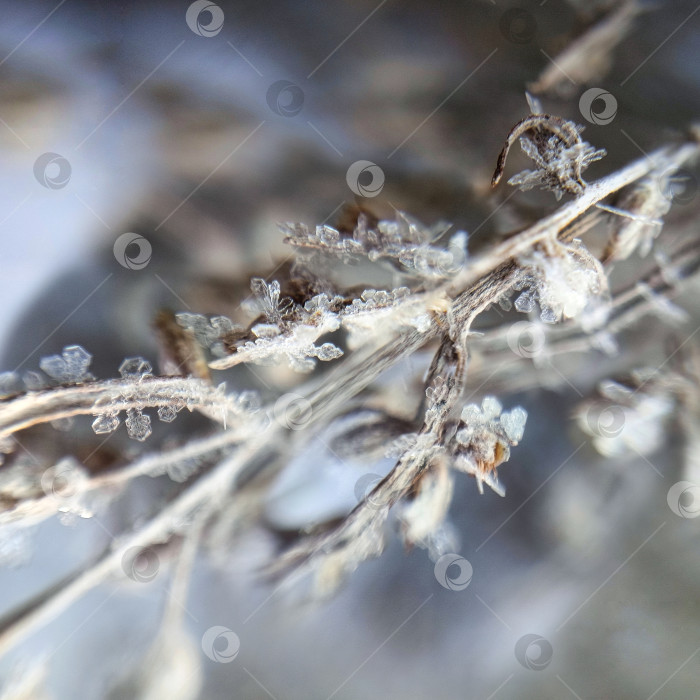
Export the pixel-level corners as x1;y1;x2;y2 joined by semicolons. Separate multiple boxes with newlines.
282;211;468;280
493;93;607;199
453;397;527;496
39;345;94;383
514;239;608;323
509;130;607;200
0;77;698;675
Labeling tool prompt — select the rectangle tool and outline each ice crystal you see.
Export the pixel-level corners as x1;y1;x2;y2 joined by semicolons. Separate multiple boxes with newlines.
515;239;607;324
425;376;457;431
22;371;46;391
453;397;528;496
341;287;433;349
175;312;239;350
509;138;606;200
92;413;120;434
119;357;153;379
251;278;293;322
39;345;93;383
0;372;22;397
125;408;152;441
282;212;468;280
211;288;344;372
493;94;606;199
158;405;178;423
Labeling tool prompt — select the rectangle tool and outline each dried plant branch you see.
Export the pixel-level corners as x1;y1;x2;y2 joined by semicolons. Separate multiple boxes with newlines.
0;376;258;444
529;0;645;95
1;118;698;653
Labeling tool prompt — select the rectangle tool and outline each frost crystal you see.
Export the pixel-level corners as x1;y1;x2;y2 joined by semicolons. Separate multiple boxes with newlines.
312;343;344;361
251;278;293;322
175;312;239;349
282;212;468;281
453;397;528;496
500;406;528;442
210;286;344;372
22;371;46;391
119;357;153;379
39;345;93;383
341;287;433;349
158;405;178;423
515;240;608;324
493;95;606;200
125;409;152;441
92;413;120;434
509;138;606;200
0;372;22;397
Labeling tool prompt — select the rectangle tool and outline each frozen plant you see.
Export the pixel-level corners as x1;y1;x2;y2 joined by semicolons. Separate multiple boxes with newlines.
0;92;699;673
